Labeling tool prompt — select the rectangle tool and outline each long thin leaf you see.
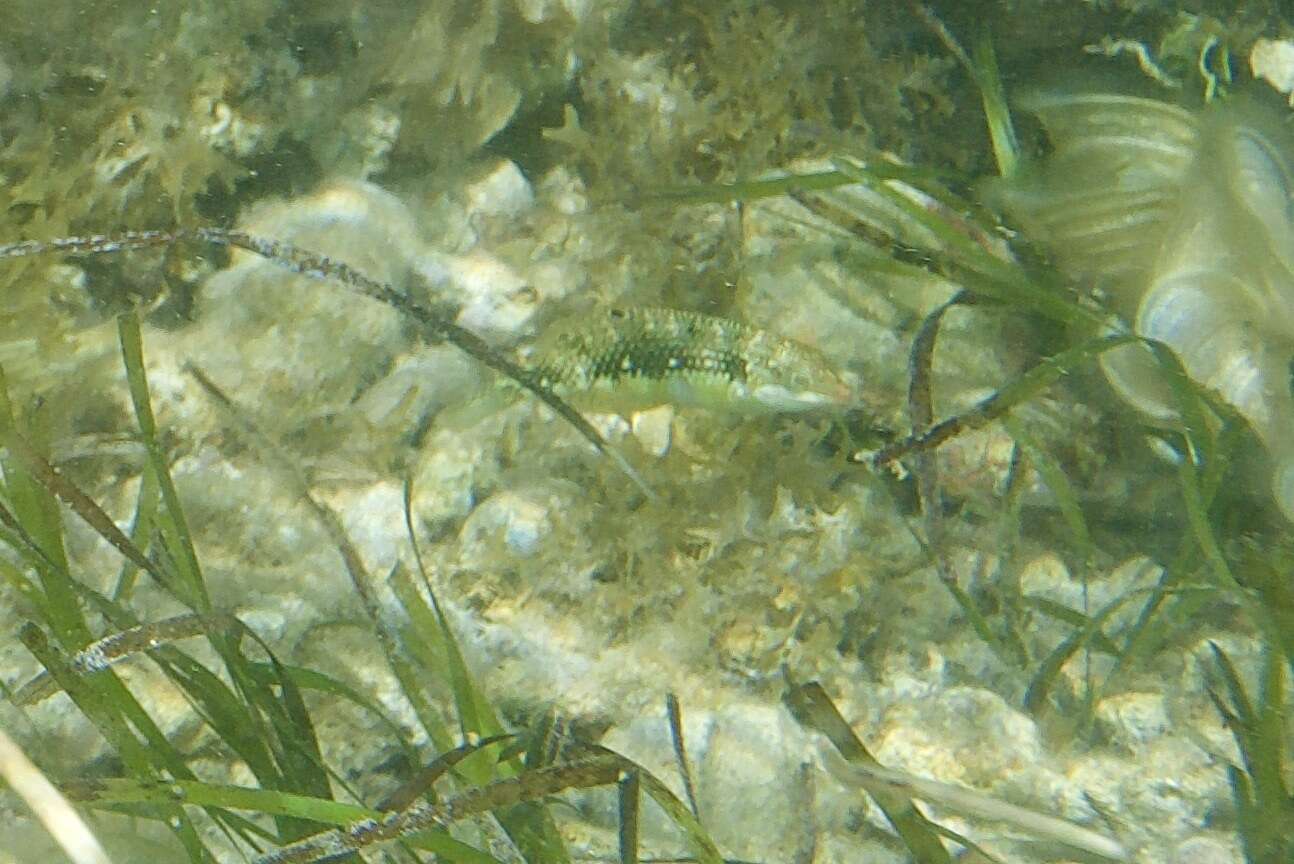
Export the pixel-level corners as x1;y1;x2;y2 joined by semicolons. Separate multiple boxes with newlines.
117;312;208;610
784;681;951;863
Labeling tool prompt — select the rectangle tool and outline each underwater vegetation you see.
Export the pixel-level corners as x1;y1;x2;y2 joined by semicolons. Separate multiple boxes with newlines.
994;89;1294;523
3;2;1294;863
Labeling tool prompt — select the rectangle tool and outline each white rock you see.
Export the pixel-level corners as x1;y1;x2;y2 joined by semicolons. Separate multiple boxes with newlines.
321;481;409;574
194;95;265;158
460;489;554;558
446;251;540;340
1017;551;1071;596
1251;38;1294;105
178;181;433;432
1172;833;1242;864
873;685;1043;786
630;404;673;456
351;345;482;431
599;704;816;863
465;159;535;221
411;425;491;525
1096;691;1171;753
539;165;589;215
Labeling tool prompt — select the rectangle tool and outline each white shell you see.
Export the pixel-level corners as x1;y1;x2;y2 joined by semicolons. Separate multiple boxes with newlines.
998;93;1294;520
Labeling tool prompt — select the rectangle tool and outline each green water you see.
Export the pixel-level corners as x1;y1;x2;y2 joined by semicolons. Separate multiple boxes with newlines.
0;2;1288;862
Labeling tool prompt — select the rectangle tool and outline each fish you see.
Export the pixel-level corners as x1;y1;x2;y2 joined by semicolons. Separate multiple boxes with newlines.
528;306;859;415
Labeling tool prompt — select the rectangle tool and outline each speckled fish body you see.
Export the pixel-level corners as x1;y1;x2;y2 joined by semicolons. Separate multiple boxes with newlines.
531;307;857;414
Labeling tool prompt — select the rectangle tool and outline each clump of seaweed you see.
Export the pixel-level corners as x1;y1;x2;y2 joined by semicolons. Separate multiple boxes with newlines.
0;0;610;468
548;0;975;194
